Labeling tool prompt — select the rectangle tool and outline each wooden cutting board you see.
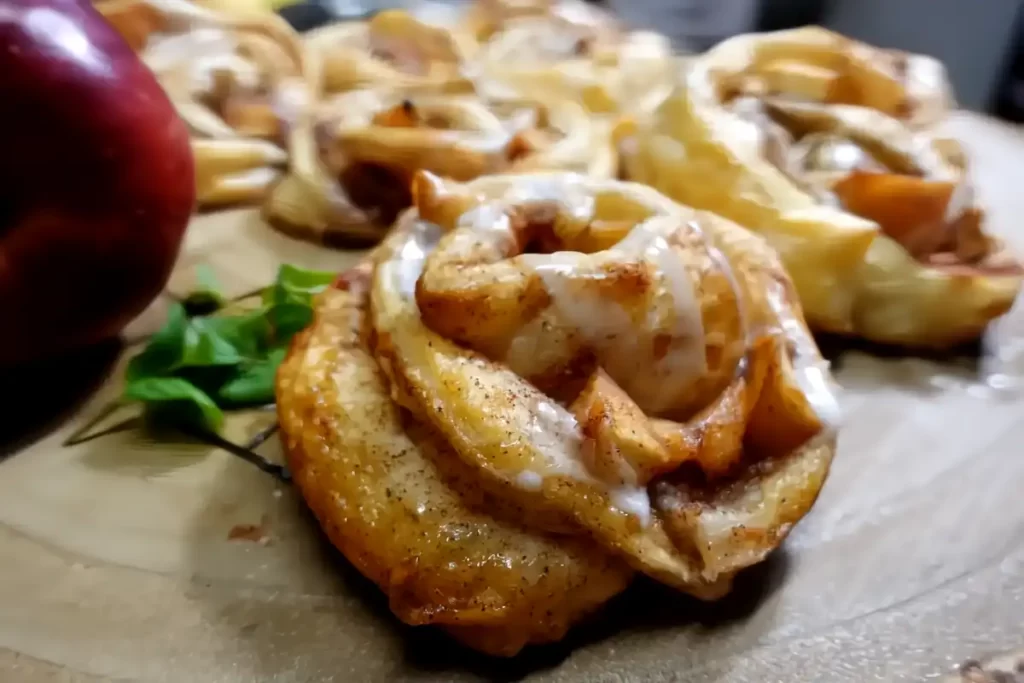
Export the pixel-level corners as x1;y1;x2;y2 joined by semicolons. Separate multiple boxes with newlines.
1;112;1022;683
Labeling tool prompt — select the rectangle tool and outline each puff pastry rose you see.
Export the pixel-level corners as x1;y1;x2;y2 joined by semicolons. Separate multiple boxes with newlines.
472;1;675;117
263;0;675;246
622;26;1022;348
277;171;839;654
264;88;619;245
303;8;479;96
97;0;303;207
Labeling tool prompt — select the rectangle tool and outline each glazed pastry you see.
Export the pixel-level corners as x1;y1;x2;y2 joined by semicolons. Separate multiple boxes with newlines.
460;0;620;42
622;26;1023;348
262;7;483;246
96;0;302;207
265;87;619;245
277;170;839;654
277;264;632;657
705;26;954;128
473;2;675;117
262;0;676;246
303;9;479;95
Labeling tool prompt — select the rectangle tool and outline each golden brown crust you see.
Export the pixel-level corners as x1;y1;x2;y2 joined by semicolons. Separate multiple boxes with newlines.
277;172;838;653
372;173;836;590
265;86;619;246
255;0;672;246
625;26;1023;348
277;275;632;656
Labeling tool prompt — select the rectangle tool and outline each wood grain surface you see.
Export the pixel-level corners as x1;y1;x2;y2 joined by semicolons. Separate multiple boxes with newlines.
0;112;1022;683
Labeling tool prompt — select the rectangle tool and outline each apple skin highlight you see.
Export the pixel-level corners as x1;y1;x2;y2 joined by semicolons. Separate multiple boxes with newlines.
0;0;195;366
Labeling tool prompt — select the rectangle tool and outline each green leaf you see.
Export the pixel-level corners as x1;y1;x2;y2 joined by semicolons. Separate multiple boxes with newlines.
126;303;189;380
266;264;335;308
277;264;335;293
179;317;247;368
202;310;271;359
217;348;287;406
173;364;243;399
268;302;314;343
123;377;224;431
121;263;331;435
182;265;227;316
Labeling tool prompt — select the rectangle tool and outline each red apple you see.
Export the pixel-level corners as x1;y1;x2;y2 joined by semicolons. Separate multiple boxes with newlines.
0;0;194;367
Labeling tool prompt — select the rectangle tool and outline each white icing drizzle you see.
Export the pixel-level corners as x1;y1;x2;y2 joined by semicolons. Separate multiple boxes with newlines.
457;203;515;247
391;220;439;294
526;398;592;476
521;375;652;528
518;216;708;416
504;176;596;221
520;250;630;342
388;219;652;527
515;470;543;491
765;282;842;430
613;217;709;412
610;487;653;528
697;225;752;370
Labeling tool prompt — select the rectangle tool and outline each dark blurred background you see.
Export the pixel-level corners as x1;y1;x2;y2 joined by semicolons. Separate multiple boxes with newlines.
280;0;1024;119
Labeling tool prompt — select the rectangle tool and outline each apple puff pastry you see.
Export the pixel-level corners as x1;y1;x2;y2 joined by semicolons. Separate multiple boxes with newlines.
277;171;839;654
264;88;619;245
622;26;1022;347
97;0;302;207
263;1;675;246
